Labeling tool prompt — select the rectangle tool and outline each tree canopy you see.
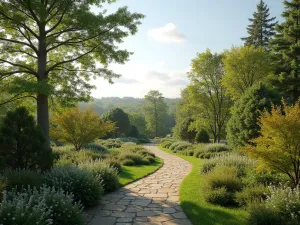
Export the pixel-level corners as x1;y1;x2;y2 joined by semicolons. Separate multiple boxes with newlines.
0;0;144;152
51;107;115;151
186;50;232;142
102;108;131;137
227;84;280;149
248;100;300;187
222;45;272;100
143;90;168;137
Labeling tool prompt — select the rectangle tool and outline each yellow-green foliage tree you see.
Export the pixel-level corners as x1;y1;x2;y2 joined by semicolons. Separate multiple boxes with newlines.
51;108;115;151
222;45;272;100
248;101;300;187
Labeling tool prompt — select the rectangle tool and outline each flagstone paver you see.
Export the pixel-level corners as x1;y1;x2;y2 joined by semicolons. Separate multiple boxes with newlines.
86;143;192;225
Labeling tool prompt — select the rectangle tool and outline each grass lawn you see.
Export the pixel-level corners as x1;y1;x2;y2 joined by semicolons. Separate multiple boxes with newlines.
119;158;163;186
159;146;249;225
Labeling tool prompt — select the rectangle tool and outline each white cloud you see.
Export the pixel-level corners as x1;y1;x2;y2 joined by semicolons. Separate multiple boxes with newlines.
146;71;170;81
91;63;189;98
158;61;166;67
148;23;186;43
114;76;139;84
168;79;189;86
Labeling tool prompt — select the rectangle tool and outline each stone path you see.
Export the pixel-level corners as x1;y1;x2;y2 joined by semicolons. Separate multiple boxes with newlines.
86;143;193;225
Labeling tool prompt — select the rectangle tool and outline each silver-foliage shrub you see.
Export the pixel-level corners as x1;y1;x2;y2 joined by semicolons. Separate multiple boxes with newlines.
0;186;85;225
44;166;103;207
79;160;119;192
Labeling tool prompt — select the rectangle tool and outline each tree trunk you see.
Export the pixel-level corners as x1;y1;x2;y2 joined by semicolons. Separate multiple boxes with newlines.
37;24;51;170
154;99;158;137
37;94;50;147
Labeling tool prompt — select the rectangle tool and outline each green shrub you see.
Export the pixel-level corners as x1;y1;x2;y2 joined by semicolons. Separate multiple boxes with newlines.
144;156;156;163
137;135;151;143
119;152;146;165
103;158;122;173
235;184;268;207
73;149;104;164
79;160;119;192
195;129;210;143
53;146;104;166
82;143;108;153
160;140;174;149
202;166;243;206
203;143;230;153
178;117;197;142
44;166;103;207
201;153;256;176
248;186;300;225
169;141;189;151
122;158;135;166
248;203;285;225
203;187;233;206
118;137;139;143
128;125;139;138
0;188;52;225
0;107;52;171
174;142;192;151
98;139;122;148
0;186;84;225
1;169;44;191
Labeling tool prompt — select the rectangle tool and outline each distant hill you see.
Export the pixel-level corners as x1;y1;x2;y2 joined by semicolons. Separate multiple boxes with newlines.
79;97;179;136
79;97;179;116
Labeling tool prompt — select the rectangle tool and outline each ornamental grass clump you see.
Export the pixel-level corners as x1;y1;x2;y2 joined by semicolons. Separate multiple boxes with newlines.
44;166;103;207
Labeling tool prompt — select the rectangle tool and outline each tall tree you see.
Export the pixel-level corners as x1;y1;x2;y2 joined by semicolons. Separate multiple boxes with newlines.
222;45;272;100
143;90;168;137
0;1;144;156
271;0;300;104
102;108;131;137
242;0;277;49
173;89;193;138
187;49;232;142
226;84;280;150
128;113;146;135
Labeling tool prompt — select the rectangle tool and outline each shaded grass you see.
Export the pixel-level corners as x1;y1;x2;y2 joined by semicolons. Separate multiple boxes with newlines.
159;146;249;225
119;158;163;186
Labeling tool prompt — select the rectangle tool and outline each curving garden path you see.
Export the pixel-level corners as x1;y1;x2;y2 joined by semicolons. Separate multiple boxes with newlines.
86;143;193;225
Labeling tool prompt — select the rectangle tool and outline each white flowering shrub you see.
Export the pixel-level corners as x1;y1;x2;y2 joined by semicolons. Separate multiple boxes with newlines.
0;186;84;225
201;153;257;176
44;166;103;207
249;185;300;225
0;188;51;225
79;160;119;192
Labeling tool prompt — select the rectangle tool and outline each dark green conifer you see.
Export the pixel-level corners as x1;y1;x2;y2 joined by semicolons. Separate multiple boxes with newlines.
271;0;300;103
242;0;277;49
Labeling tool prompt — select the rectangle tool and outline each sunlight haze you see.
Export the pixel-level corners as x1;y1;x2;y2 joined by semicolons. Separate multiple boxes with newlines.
91;0;284;98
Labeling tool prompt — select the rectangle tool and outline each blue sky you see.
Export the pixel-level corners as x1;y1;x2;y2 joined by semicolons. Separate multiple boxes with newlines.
91;0;284;99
